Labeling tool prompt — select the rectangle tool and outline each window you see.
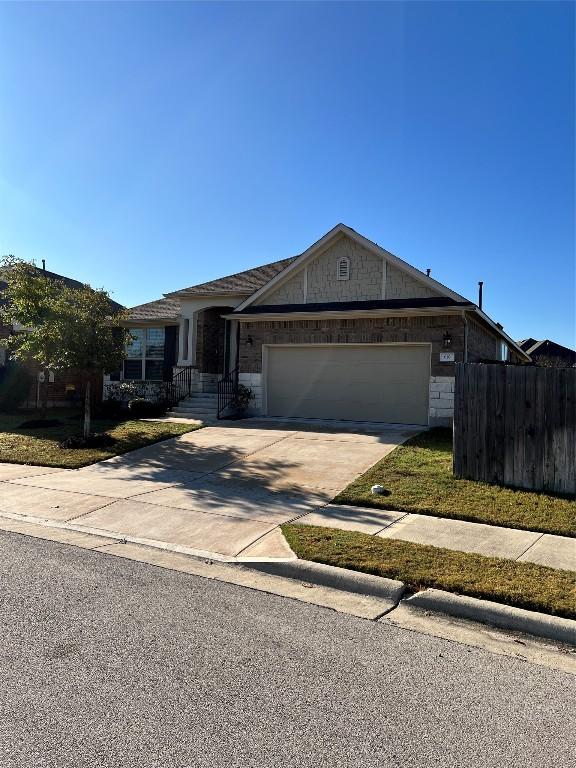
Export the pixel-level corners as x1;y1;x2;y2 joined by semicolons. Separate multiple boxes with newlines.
123;360;143;380
499;342;510;362
336;256;350;281
126;329;144;359
124;327;165;380
146;328;165;358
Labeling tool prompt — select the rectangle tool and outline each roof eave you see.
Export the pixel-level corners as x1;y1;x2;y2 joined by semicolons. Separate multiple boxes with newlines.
163;289;252;299
469;308;532;361
223;307;471;322
121;317;180;326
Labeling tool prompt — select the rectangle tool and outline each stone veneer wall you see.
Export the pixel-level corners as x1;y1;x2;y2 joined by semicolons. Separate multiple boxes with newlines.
257;237;387;306
306;237;383;303
238;372;264;414
257;269;305;305
255;237;444;306
385;264;441;300
429;376;455;426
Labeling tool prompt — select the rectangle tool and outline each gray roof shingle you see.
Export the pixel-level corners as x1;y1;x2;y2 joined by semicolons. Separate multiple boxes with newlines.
125;257;297;322
126;297;181;323
166;257;296;297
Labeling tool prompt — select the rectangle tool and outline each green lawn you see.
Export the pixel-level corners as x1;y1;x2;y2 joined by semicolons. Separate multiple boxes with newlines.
0;410;200;468
334;428;576;537
282;524;576;619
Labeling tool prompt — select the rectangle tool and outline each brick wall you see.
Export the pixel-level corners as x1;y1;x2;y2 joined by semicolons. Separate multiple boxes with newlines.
238;314;465;377
467;315;499;361
22;363;97;409
195;307;231;374
0;324;93;407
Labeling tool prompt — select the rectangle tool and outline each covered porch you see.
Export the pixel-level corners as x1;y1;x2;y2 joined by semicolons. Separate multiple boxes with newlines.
108;303;238;393
175;301;238;393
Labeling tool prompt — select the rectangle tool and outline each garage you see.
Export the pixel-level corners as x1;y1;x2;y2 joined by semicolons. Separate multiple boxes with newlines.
265;344;430;425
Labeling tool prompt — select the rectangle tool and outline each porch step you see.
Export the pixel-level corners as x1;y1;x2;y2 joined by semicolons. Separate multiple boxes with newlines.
166;391;219;421
181;394;217;404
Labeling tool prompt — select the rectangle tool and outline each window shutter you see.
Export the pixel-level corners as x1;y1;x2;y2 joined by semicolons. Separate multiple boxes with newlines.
163;325;177;381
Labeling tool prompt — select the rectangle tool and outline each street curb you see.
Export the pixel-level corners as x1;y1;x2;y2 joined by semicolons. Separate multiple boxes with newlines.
243;559;405;603
1;513;573;645
405;589;576;646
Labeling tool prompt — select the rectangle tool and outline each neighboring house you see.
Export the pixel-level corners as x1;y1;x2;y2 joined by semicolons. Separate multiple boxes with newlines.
111;224;530;426
517;338;576;367
0;265;124;408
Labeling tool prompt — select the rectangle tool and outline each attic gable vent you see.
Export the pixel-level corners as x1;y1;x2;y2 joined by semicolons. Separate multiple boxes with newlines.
336;256;350;281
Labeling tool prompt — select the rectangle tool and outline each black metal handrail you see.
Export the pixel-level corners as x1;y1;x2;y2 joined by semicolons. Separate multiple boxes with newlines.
217;366;238;419
164;366;196;410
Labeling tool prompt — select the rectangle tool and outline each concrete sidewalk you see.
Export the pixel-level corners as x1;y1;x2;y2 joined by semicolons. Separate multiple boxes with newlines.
294;504;576;571
0;422;417;559
1;421;572;572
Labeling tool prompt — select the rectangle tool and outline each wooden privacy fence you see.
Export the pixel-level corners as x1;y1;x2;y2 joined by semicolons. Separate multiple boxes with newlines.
453;363;575;495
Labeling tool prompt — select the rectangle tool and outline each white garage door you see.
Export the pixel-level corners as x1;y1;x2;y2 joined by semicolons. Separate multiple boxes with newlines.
265;344;430;425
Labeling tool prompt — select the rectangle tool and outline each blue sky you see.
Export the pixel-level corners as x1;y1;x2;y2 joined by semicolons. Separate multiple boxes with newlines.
0;1;573;346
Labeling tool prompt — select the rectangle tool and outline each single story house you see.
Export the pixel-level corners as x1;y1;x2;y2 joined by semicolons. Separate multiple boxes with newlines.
517;338;576;367
110;224;530;426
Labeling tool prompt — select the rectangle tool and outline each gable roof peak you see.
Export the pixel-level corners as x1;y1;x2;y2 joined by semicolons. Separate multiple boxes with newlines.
234;223;470;312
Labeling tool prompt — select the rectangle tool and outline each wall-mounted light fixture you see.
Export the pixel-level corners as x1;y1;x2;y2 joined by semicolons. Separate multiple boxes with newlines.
443;332;452;348
246;335;254;347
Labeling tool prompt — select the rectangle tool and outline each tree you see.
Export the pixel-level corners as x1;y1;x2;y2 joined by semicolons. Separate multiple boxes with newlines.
0;257;129;437
1;257;67;417
533;355;576;369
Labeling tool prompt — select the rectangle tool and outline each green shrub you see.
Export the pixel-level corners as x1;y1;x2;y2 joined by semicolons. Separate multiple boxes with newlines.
128;398;166;418
95;398;124;419
230;384;254;413
59;433;117;449
0;363;33;412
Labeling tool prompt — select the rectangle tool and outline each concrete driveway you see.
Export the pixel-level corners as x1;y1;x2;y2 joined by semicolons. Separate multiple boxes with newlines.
0;422;417;559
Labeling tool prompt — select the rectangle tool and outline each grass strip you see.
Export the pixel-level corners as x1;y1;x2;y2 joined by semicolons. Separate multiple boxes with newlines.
334;428;576;537
282;523;576;620
0;412;200;468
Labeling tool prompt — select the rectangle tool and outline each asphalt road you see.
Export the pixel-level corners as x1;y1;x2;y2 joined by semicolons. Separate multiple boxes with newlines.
0;531;574;768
